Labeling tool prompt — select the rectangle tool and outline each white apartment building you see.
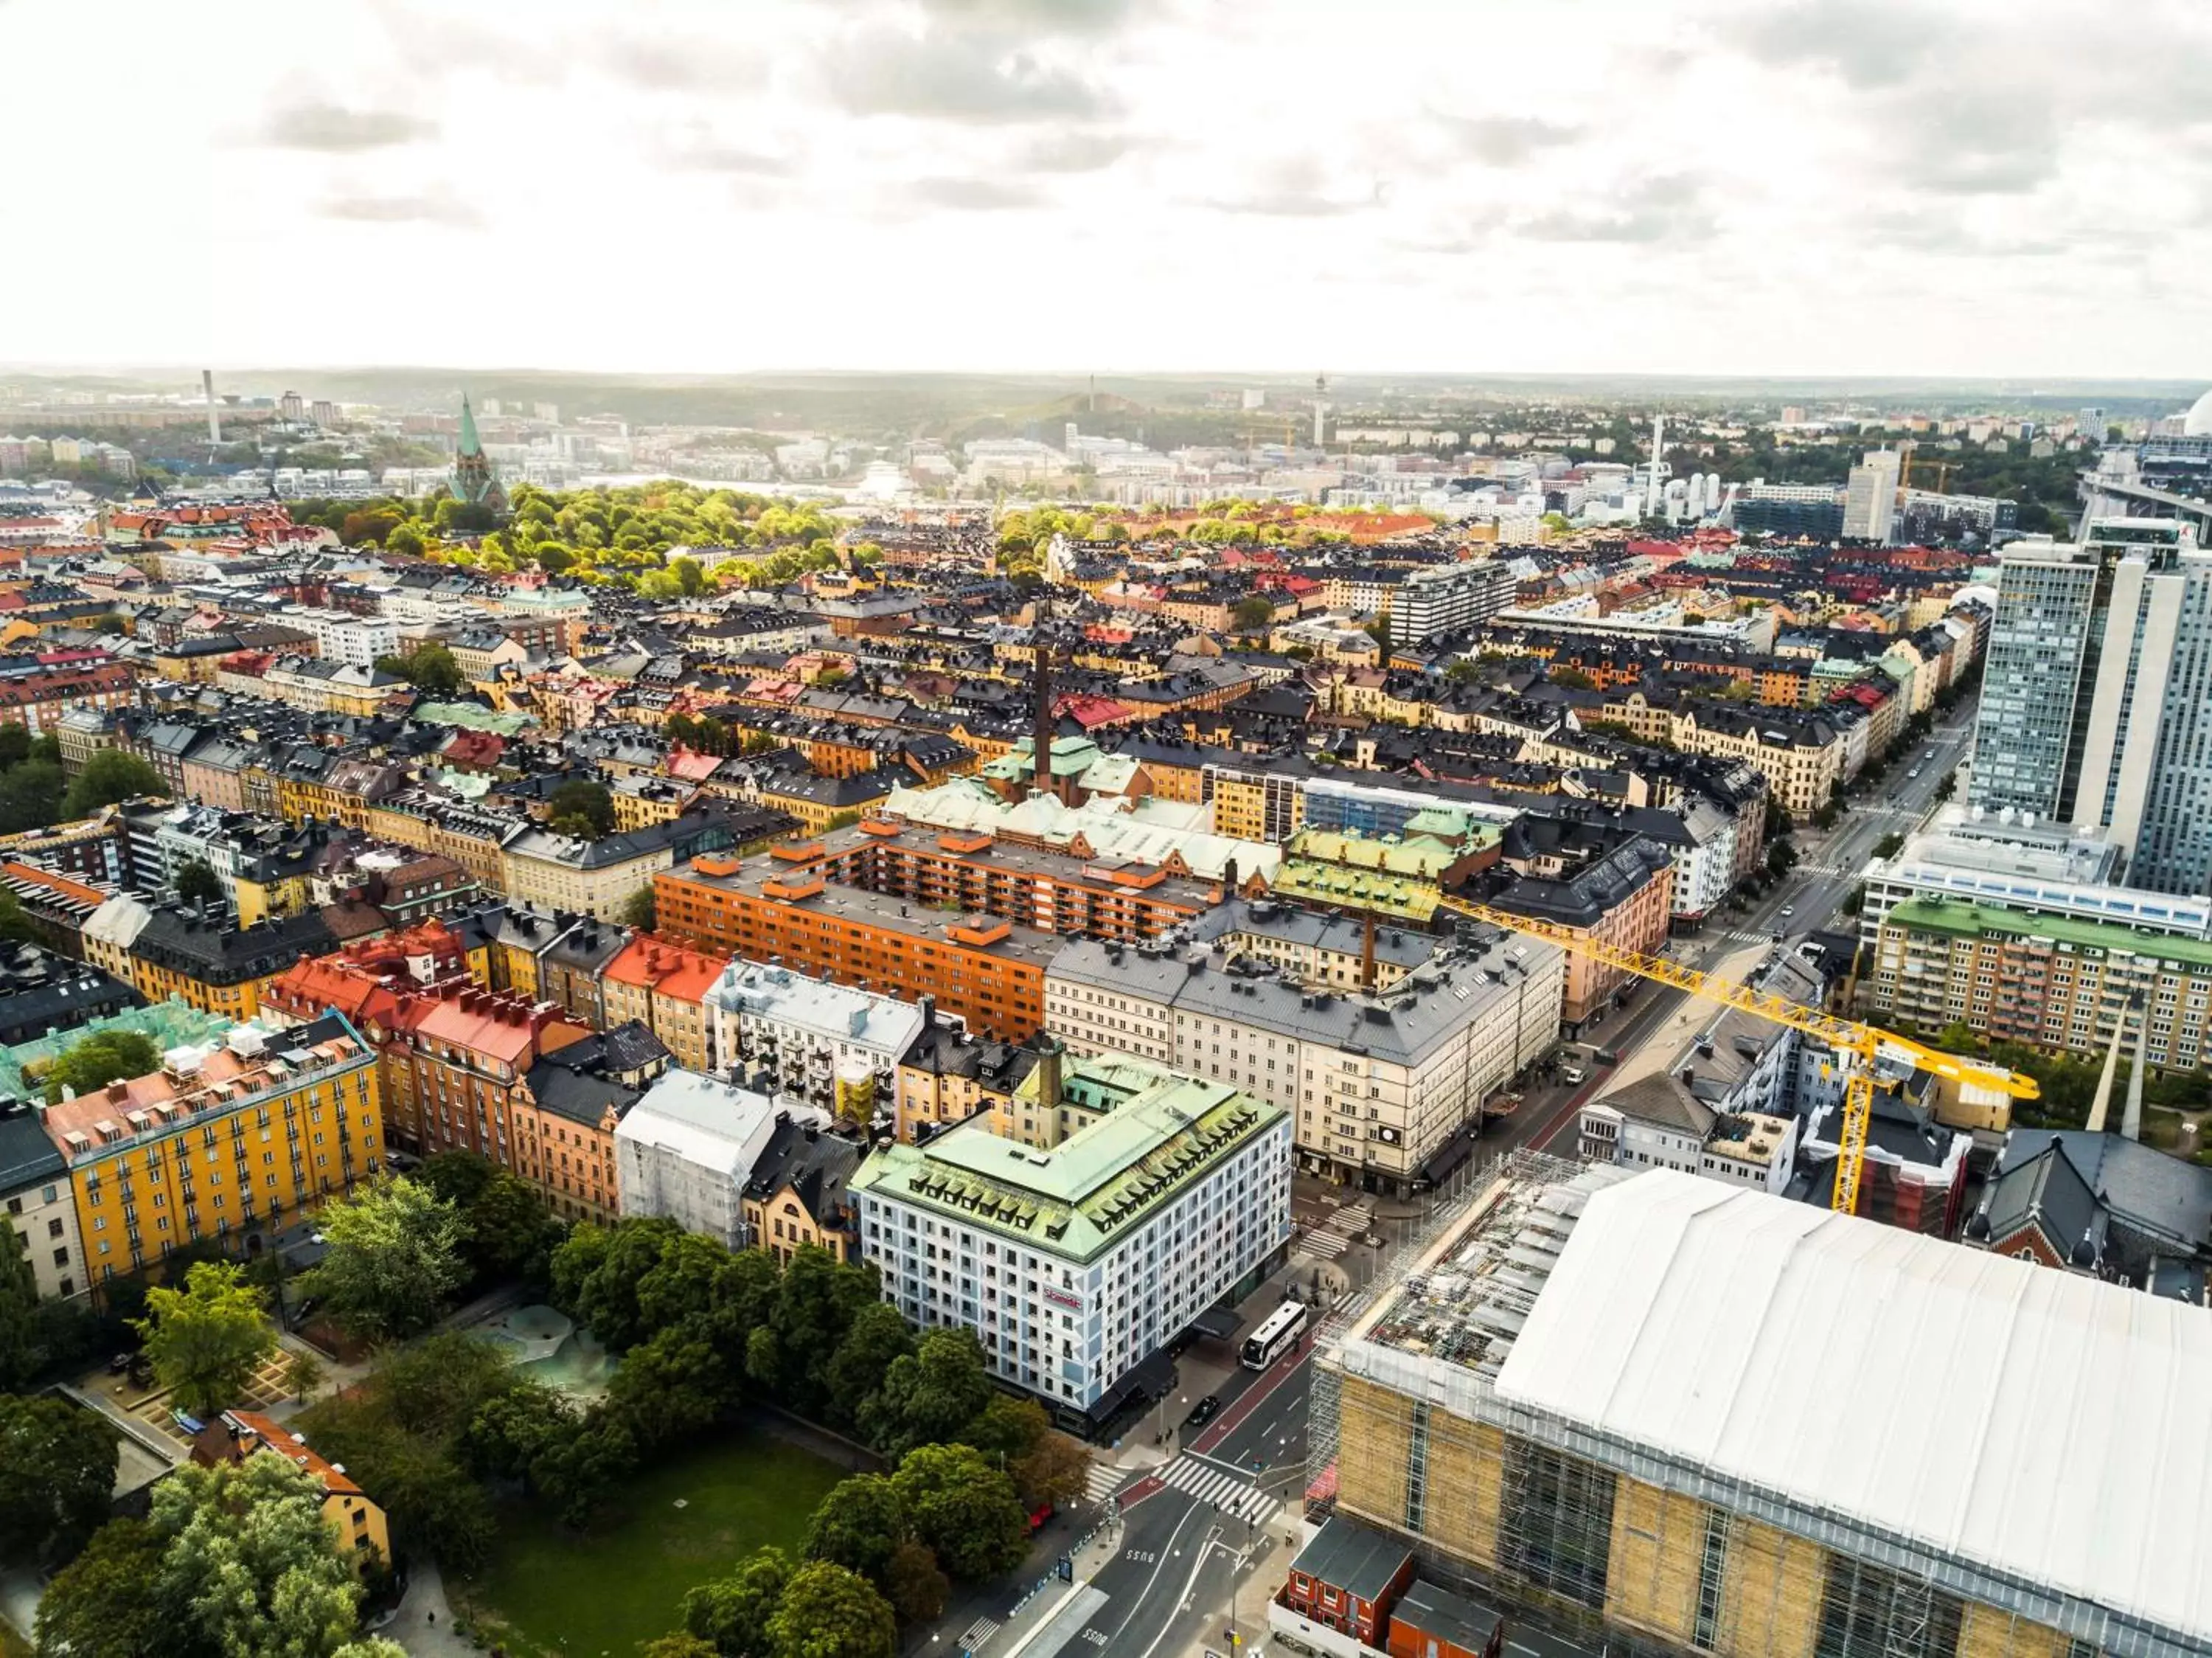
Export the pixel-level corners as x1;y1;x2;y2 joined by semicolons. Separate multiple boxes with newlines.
1;1106;88;1300
1046;930;1562;1193
291;606;399;667
849;1056;1293;1415
613;1069;782;1249
703;961;931;1117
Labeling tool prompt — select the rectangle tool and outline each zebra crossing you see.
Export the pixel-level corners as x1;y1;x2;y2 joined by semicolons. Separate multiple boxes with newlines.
959;1615;1001;1651
1293;1199;1374;1264
1716;928;1782;946
1083;1460;1130;1506
1156;1454;1280;1527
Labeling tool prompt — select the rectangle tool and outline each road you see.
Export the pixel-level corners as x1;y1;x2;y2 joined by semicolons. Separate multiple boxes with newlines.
1070;1342;1312;1658
1491;713;1976;1159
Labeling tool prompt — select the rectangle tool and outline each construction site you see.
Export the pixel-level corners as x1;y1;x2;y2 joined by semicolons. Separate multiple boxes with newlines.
1299;1149;2211;1658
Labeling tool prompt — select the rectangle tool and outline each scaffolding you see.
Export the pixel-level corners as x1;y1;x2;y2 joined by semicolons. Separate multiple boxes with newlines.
1304;1153;2196;1658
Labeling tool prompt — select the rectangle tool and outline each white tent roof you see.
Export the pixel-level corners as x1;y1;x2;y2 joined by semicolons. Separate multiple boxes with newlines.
1495;1169;2212;1641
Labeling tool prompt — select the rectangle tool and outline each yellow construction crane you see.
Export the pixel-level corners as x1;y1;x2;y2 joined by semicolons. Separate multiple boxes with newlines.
1433;895;2039;1217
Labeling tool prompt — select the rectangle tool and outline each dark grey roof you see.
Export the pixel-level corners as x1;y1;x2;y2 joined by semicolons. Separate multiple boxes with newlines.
1601;1074;1716;1137
0;1105;63;1193
1990;1131;2212;1256
1980;1134;2107;1264
1288;1516;1411;1604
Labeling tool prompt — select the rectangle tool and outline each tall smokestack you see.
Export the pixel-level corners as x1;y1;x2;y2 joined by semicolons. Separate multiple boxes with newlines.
1034;1035;1065;1148
1032;589;1054;797
1646;413;1665;516
204;370;221;445
1361;910;1377;993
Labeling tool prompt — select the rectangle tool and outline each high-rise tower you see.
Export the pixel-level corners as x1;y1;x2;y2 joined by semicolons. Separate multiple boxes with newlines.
1312;372;1328;447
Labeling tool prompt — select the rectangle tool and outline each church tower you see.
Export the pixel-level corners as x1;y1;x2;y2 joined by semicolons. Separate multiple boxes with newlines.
450;395;507;512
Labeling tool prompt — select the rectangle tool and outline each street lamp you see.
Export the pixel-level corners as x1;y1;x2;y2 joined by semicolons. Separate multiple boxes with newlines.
1155;1390;1184;1447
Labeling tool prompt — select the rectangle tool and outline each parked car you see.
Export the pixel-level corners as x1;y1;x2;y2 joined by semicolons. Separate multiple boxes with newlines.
1184;1393;1222;1430
1560;1065;1587;1085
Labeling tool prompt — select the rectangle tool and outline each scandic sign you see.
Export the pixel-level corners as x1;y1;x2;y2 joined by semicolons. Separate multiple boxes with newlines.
1042;1286;1084;1312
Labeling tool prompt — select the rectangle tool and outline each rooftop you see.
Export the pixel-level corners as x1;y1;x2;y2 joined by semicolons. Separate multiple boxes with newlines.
1496;1168;2212;1653
1887;896;2212;970
852;1059;1284;1263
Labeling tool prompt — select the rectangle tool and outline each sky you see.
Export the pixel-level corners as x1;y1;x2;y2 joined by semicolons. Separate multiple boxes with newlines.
3;0;2210;380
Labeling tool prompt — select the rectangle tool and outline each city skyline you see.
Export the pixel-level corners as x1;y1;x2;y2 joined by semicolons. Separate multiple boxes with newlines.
3;0;2209;378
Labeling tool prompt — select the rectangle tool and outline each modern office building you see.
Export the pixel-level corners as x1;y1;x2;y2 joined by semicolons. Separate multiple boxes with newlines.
1967;531;2110;822
850;1053;1293;1418
2067;521;2212;893
1840;448;1902;541
1310;1156;2212;1658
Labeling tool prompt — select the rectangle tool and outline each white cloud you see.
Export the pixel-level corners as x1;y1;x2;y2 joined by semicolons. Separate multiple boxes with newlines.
0;0;2207;378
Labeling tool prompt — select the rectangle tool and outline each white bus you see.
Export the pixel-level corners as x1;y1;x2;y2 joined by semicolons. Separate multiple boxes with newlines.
1240;1301;1309;1370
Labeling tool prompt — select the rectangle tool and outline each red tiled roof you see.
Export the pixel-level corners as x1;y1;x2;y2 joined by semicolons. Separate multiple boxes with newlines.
603;935;722;1003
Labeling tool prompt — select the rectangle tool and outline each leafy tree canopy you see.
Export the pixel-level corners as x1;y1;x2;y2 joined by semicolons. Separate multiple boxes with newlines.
133;1260;276;1419
296;1176;468;1342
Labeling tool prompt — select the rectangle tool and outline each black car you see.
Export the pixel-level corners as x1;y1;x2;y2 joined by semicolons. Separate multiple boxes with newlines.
1183;1394;1221;1430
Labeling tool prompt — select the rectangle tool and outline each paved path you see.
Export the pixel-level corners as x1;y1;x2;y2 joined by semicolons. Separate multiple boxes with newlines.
380;1560;476;1658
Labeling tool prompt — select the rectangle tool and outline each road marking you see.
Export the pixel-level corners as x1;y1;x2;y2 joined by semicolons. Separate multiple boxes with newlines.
1155;1454;1282;1527
960;1616;1000;1650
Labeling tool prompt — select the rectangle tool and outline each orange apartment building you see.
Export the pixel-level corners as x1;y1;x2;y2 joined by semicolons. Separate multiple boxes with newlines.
601;934;723;1073
814;818;1220;941
654;850;1059;1041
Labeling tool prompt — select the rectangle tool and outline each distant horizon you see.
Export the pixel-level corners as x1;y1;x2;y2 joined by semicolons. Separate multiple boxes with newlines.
4;362;2206;400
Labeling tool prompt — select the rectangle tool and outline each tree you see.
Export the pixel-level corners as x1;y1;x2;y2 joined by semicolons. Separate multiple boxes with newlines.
33;1516;167;1658
804;1474;906;1584
621;883;658;931
765;1561;897;1658
606;1322;732;1453
173;856;225;908
296;1177;467;1342
40;1027;161;1103
1364;606;1394;662
883;1541;949;1623
641;1637;720;1658
466;1169;561;1283
384;524;426;557
861;1327;992;1457
0;1228;44;1391
286;1347;327;1403
552;1215;682;1353
383;642;462;696
531;1407;636;1529
0;723;32;767
963;1395;1088;1509
333;1643;411;1658
549;778;616;837
0;756;66;833
685;1547;791;1655
150;1454;363;1658
1231;595;1276;632
0;1392;119;1565
890;1443;1029;1581
1873;832;1906;859
60;749;167;817
823;1301;913;1428
134;1260;277;1418
1550;666;1597;690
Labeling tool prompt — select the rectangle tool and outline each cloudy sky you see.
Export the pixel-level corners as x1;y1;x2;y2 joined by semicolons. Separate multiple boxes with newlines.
4;0;2209;378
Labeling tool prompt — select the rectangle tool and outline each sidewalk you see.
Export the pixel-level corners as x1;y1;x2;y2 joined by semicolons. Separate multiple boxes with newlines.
379;1559;476;1658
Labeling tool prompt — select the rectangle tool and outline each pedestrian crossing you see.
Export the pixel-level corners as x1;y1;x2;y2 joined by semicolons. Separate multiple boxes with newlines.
959;1615;1001;1652
1716;929;1781;946
1156;1454;1280;1527
1083;1461;1129;1506
1294;1199;1374;1264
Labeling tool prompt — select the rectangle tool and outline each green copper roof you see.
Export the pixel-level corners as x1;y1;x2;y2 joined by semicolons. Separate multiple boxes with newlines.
0;999;239;1101
458;394;484;458
1271;859;1439;922
850;1061;1283;1265
411;701;535;735
1885;898;2212;971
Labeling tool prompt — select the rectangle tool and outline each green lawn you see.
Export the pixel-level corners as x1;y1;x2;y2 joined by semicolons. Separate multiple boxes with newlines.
459;1431;844;1658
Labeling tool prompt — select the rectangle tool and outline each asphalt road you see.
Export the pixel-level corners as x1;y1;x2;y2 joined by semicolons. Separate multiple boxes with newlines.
1072;1344;1312;1658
